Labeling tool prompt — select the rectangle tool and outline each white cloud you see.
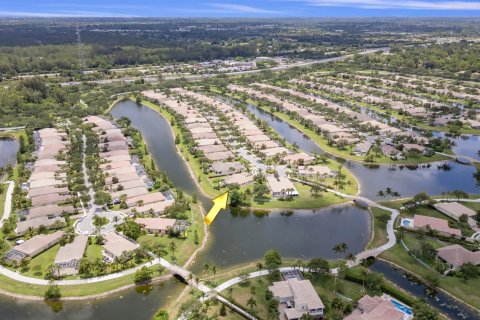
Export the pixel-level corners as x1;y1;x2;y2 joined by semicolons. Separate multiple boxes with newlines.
0;10;137;17
210;3;283;14
304;0;480;10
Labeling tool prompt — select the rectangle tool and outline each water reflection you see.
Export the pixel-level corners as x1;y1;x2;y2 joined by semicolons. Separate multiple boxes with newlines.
244;103;479;200
0;137;19;168
111;100;371;270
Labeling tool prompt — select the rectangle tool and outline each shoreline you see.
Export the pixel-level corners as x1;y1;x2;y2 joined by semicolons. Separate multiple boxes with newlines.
138;98;363;211
377;258;480;316
249;101;456;166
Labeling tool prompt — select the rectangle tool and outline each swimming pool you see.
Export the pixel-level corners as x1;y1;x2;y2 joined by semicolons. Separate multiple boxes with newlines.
390;298;413;315
400;218;414;228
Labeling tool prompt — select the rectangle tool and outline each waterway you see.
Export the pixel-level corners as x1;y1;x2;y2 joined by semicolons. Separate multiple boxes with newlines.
0;280;183;320
0;99;475;320
0;138;19;169
110;100;371;270
370;260;480;319
244;103;480;200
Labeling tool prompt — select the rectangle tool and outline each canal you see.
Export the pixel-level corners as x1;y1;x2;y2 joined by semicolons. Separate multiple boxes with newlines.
244;102;480;200
110;100;371;270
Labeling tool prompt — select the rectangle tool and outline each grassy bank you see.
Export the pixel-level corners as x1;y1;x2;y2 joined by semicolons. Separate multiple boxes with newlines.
254;101;450;165
367;208;390;250
139;98;360;210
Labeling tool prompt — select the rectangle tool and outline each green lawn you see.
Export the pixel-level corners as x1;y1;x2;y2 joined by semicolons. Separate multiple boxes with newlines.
0;264;165;297
85;243;104;260
225;273;375;319
15;244;60;278
0;183;8;219
367;208;390;250
247;182;350;210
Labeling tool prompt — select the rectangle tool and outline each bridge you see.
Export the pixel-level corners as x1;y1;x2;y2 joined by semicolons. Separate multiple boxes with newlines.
291;177;400;267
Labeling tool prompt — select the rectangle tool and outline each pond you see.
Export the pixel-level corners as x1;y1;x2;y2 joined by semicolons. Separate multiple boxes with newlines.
0;279;184;320
110;100;372;270
0;137;19;169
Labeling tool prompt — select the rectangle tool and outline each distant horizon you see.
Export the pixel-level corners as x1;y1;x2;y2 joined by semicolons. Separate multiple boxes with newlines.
1;0;480;18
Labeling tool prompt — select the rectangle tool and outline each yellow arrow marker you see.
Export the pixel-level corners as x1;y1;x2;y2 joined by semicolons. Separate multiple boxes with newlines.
204;191;229;226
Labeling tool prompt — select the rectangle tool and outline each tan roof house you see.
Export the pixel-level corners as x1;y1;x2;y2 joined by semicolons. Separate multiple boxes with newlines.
54;235;88;276
344;295;407;320
223;172;254;186
269;278;324;320
103;232;139;260
413;215;461;237
433;202;476;221
4;231;64;265
136;218;177;234
282;153;315;165
266;175;299;197
436;244;480;269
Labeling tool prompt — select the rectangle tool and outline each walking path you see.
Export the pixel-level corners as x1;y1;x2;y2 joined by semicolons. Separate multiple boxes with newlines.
291;177;400;267
0;181;14;228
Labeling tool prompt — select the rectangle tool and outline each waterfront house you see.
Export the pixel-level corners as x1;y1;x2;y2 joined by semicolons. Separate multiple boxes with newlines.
135;218;177;234
54;235;88;276
436;244;480;269
344;295;409;320
269;278;324;320
4;231;64;265
223;172;254;186
211;161;244;176
103;232;139;261
413;215;462;237
266;175;299;197
433;202;476;221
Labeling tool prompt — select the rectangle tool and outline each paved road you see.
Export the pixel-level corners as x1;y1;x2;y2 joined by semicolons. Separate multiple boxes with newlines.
0;181;14;228
0;259;160;286
75;210;125;235
60;48;388;87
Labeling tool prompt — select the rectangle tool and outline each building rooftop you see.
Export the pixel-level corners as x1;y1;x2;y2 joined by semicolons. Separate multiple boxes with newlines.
269;278;324;313
16;217;65;235
345;295;405;320
434;202;476;218
413;215;461;236
437;244;480;268
13;231;64;256
266;175;299;196
103;233;139;258
54;235;88;265
136;218;177;231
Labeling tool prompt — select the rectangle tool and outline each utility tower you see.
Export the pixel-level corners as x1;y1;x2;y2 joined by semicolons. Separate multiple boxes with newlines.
76;26;86;73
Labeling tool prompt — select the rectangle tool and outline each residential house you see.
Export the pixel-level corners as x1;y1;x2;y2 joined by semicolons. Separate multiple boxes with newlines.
269;278;324;320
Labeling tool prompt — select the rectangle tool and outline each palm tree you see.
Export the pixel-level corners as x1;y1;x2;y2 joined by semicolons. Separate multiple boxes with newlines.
203;263;210;273
256;262;263;271
376;190;386;200
246;297;257;311
294;259;303;270
345;253;355;261
332;242;348;254
385;187;393;197
169;241;177;261
211;265;217;276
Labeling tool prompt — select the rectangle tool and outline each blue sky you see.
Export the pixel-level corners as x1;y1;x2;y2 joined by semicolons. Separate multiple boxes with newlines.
1;0;480;17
